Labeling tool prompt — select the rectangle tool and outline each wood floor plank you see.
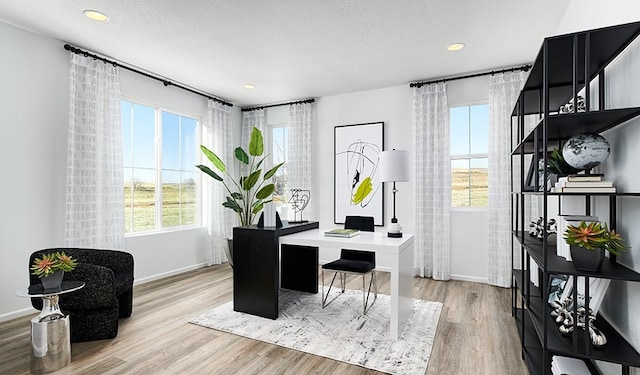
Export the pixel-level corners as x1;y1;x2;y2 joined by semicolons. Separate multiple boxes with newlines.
0;265;527;375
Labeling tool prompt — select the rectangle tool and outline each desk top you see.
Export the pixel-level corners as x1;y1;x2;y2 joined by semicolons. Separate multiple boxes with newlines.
279;229;414;254
234;221;319;235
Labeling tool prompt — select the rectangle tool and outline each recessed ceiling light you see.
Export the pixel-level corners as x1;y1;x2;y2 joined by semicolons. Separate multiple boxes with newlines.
83;10;109;22
244;84;256;90
447;43;465;52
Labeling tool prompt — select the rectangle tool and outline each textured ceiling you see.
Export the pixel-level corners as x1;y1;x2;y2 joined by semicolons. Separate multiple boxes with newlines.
0;0;570;106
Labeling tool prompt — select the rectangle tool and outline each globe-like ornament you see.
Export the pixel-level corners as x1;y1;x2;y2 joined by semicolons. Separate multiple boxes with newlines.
562;133;610;170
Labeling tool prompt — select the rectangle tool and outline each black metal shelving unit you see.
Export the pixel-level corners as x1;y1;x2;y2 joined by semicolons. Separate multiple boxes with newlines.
510;21;640;374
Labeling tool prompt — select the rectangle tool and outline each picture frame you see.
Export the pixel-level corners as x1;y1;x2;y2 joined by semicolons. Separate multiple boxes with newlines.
525;153;554;192
559;276;611;314
547;274;569;305
525;154;541;191
334;122;384;225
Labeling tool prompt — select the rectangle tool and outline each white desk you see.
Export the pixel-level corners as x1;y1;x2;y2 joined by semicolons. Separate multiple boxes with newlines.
279;229;414;339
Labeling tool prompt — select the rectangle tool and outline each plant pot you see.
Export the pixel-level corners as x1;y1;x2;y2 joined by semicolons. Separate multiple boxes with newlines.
570;246;605;272
225;237;233;268
41;270;64;290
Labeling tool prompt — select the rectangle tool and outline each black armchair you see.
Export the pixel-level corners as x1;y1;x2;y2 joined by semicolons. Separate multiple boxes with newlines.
29;248;134;342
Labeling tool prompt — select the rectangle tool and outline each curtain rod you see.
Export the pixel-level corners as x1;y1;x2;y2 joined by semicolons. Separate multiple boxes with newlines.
409;64;532;88
64;44;233;107
241;98;315;112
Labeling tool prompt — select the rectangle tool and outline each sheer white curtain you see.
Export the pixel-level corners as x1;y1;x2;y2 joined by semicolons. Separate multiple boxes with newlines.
288;102;314;220
202;100;235;265
65;54;124;249
488;71;525;287
412;83;451;280
241;109;264;148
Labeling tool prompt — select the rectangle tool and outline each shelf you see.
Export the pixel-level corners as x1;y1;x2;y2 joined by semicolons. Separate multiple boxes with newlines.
515;307;546;375
518;21;640;115
524;286;640;367
513;232;640;282
512;107;640;154
511;21;640;375
513;269;542;300
516;191;640;197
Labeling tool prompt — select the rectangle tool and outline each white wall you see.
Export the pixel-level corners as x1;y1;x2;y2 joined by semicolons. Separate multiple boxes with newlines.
0;21;242;321
0;21;69;320
555;2;640;373
314;80;490;281
556;0;640;35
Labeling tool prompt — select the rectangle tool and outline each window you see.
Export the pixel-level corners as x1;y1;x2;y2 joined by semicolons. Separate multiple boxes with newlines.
266;124;288;205
122;100;199;233
450;104;489;207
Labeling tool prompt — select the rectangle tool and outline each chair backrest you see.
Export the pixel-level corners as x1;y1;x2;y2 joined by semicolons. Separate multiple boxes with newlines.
340;249;375;266
344;216;374;232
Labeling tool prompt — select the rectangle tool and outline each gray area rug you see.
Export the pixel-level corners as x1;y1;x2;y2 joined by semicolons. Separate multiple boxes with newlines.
190;288;442;375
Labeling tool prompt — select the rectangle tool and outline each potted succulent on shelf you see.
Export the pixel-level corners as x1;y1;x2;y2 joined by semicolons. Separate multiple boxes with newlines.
563;221;629;272
30;251;78;289
196;127;284;267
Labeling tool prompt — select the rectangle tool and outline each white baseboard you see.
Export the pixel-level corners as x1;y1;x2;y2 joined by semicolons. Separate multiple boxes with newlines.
449;274;489;284
0;307;36;323
133;263;208;286
0;264;212;323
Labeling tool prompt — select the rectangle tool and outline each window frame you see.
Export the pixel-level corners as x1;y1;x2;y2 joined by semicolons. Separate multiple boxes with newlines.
122;97;202;235
449;102;489;210
265;121;290;208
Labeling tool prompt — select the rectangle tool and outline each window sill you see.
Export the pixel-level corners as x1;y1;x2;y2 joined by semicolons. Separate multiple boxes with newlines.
125;225;204;238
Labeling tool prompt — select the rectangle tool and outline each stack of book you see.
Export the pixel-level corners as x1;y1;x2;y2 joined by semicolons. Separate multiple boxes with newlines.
553;174;616;193
324;228;360;238
551;356;589;374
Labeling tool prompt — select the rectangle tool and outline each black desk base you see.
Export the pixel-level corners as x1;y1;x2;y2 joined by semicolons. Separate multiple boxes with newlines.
233;221;319;319
281;245;318;293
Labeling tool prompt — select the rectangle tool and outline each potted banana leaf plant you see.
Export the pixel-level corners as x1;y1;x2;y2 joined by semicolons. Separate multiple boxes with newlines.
196;127;284;266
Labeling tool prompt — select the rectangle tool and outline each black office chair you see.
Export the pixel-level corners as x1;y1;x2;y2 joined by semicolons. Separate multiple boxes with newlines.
322;216;377;314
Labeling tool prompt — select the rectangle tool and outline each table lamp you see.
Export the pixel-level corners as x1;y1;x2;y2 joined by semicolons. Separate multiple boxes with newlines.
379;149;409;237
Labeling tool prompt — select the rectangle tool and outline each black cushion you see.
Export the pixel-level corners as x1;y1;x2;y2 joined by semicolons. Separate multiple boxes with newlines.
323;249;375;273
322;258;375;273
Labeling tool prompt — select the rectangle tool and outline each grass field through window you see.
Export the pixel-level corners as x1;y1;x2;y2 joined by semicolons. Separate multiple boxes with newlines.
452;168;488;207
125;183;196;233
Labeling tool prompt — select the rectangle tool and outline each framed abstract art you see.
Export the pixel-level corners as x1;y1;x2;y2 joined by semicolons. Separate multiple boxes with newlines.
334;122;384;225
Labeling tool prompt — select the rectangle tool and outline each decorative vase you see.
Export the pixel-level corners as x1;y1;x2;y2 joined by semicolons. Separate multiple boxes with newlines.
570;246;605;272
41;270;64;289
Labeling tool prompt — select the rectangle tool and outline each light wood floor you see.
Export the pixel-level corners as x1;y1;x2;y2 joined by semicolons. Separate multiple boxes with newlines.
0;265;528;375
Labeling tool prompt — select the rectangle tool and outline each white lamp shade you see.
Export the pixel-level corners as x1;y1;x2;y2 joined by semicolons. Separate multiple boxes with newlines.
379;150;409;182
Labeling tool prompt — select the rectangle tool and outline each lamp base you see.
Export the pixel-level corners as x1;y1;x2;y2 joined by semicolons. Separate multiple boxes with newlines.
387;222;403;238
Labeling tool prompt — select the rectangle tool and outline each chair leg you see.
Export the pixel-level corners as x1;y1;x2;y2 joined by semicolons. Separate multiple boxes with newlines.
363;271;378;315
373;271;378;298
362;274;366;314
322;271;339;308
321;269;324;307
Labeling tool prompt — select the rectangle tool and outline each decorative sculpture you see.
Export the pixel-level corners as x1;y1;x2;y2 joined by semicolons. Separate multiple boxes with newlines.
551;297;607;347
559;95;586;114
528;217;557;239
288;188;310;223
